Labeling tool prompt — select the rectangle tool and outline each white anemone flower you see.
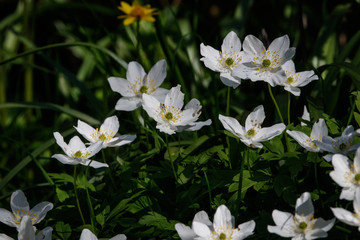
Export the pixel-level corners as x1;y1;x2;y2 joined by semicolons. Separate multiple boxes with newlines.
52;132;108;168
286;118;328;152
108;59;169;111
331;188;360;230
74;115;136;148
0;190;53;231
232;35;295;86
314;125;360;162
280;60;318;96
268;192;335;239
80;228;126;240
219;105;286;148
0;215;53;240
200;31;247;88
175;211;213;240
142;85;212;135
329;148;360;201
189;205;255;240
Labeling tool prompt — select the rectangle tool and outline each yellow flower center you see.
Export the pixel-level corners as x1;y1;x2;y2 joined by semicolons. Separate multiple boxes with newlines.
299;221;307;230
165;112;173;120
219;233;227;240
99;134;107;141
247;129;256;137
339;143;347;151
225;58;234;66
286;77;294;84
355;173;360;182
139;85;148;94
262;59;271;68
74;151;82;158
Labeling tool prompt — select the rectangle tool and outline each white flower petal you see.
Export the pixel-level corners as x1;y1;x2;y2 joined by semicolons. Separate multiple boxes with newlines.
52;154;79;165
192;221;212;237
142;94;161;122
107;77;135;97
164;85;184;110
220;72;241;88
17;216;35;240
242;35;266;58
30;202;53;224
296;71;318;87
312;218;335;232
213;205;232;229
86;141;103;158
331;207;360;227
330;154;352;187
35;227;53;240
0;234;14;240
151;88;169;103
193;211;212;226
245;105;265;131
287;130;317;152
311;119;328;140
200;43;221;72
175;223;196;240
256;123;285;141
268;210;296;238
282;60;295;73
53;132;70;156
301;105;310;125
183;119;212;132
221;31;241;53
236;220;256;239
68;136;86;152
107;135;136;147
126;61;146;85
147;59;167;88
109;234;127;240
340;187;356;201
219;114;245;137
80;229;98;240
100;116;119;134
115;97;142;111
354;188;360;216
81;160;109;169
74;120;95;143
295;192;314;218
11;190;30;214
284;85;301;96
0;208;17;228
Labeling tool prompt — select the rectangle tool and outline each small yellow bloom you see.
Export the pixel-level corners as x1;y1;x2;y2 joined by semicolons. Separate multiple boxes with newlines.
117;1;158;26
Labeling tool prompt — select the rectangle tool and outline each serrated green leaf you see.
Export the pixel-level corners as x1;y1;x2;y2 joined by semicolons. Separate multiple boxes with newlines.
56;187;70;202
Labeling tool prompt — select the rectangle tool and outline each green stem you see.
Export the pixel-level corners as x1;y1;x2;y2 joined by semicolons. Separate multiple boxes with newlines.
226;87;231;116
268;84;284;124
136;19;140;61
73;166;86;225
203;171;212;208
102;150;117;190
268;84;290;151
237;151;245;215
166;135;177;182
287;92;291;125
246;148;251;173
85;188;96;233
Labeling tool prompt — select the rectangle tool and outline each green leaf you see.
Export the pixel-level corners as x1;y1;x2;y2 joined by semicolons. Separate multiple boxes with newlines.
96;205;110;227
48;173;74;184
55;221;72;240
0;129;74;191
139;212;177;231
0;102;100;125
56;187;70;202
76;174;95;191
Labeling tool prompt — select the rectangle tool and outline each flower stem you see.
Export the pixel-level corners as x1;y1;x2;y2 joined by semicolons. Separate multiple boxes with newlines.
237;149;246;214
287;92;291;125
102;150;117;190
268;84;290;151
204;170;212;208
136;19;140;60
226;87;231;116
166;135;177;182
268;84;284;124
73;166;85;225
